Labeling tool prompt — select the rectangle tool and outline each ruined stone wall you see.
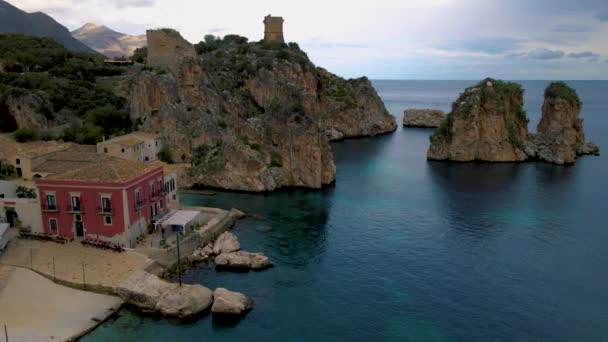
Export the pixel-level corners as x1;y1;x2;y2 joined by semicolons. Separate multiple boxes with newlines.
263;15;285;43
146;29;196;74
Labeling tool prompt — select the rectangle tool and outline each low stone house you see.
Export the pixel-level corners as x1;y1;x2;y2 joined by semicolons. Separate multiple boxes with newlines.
97;132;163;163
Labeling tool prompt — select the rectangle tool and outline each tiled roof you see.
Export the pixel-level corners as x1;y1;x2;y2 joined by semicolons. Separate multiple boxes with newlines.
98;131;159;147
45;157;161;183
0;135;73;159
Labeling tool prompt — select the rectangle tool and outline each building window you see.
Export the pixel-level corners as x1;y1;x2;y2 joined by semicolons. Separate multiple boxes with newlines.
103;147;108;153
159;200;164;209
101;196;111;210
155;140;158;146
15;158;20;165
49;218;58;233
74;214;82;222
71;195;80;211
46;194;56;210
104;216;112;225
121;148;125;153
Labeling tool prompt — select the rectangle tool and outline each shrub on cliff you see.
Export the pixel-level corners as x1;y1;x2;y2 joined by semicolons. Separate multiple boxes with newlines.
14;127;35;142
545;81;581;108
131;46;147;64
157;146;174;164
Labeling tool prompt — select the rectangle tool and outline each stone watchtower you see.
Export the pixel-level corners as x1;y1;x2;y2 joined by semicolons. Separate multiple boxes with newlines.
263;15;285;44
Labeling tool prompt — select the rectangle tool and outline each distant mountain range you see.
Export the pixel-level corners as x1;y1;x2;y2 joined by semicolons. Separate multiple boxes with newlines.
0;0;96;54
72;23;146;58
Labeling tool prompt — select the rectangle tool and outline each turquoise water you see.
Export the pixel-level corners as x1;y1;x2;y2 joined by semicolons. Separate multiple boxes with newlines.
85;81;608;341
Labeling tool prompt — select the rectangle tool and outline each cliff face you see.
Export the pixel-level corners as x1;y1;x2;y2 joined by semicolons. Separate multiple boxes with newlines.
427;79;530;162
403;109;446;128
127;30;394;191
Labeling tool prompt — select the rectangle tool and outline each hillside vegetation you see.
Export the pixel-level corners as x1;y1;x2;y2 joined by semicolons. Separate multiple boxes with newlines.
0;34;131;144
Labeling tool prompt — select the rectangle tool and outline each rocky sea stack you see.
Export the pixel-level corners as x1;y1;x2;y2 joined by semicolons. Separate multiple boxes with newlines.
127;29;396;191
427;79;599;164
533;82;599;164
427;78;530;162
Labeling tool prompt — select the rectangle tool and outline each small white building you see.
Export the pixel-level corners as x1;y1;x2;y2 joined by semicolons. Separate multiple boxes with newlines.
97;132;163;163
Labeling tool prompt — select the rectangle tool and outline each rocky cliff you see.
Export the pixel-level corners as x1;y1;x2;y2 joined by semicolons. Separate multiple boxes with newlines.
427;79;599;164
403;109;446;128
127;30;395;191
427;79;530;162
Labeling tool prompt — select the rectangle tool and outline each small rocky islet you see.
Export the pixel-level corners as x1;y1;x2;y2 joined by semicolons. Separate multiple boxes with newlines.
427;78;599;164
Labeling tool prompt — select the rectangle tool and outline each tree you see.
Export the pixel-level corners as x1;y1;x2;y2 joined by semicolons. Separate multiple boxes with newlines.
157;146;174;163
16;186;37;199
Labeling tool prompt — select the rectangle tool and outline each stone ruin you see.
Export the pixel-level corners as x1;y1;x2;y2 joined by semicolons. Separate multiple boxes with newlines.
263;15;285;44
146;28;196;74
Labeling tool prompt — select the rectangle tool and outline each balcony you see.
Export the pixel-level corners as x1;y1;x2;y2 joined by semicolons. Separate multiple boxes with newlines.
150;189;167;200
97;206;115;215
66;205;84;214
42;204;59;212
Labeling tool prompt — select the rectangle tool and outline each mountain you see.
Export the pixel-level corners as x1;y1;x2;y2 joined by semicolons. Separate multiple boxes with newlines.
72;23;146;58
0;0;96;53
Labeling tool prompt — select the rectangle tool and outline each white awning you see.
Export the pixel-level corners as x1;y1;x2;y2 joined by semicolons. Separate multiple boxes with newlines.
156;210;200;229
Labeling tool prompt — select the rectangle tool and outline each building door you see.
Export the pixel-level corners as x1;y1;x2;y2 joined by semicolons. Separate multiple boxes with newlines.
75;222;84;237
5;209;17;227
74;214;84;237
16;168;22;177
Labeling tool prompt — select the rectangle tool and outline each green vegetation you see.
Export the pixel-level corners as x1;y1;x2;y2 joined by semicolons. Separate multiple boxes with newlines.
0;34;131;144
131;46;147;64
430;114;454;143
545;81;581;108
269;151;283;168
157;145;174;163
14;127;35;142
505;119;524;149
16;186;36;199
0;164;16;180
191;141;224;175
518;105;529;124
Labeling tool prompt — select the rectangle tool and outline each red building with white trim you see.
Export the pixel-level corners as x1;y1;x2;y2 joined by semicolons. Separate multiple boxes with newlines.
35;157;167;247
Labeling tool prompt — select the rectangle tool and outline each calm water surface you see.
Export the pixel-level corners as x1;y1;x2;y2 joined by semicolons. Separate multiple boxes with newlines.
85;81;608;342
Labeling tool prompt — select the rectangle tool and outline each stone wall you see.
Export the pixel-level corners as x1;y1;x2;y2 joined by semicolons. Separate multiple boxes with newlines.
146;29;196;74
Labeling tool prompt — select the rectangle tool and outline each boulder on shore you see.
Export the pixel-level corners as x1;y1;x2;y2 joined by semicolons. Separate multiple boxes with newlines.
212;288;254;316
212;231;240;255
116;270;213;318
215;251;273;271
403;109;446;128
156;283;213;318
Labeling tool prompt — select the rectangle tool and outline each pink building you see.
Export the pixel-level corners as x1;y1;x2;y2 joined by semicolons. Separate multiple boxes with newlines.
35;158;167;247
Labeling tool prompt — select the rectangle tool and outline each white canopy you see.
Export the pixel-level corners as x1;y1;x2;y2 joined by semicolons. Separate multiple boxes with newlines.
155;210;200;229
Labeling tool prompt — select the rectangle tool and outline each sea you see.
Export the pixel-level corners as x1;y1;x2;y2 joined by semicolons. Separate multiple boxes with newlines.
84;80;608;342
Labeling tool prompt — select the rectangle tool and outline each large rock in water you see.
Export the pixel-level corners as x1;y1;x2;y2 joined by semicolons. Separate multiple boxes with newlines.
126;29;395;191
212;231;240;255
403;109;446;128
534;82;599;164
427;78;530;162
116;270;213;318
215;251;273;270
212;288;254;316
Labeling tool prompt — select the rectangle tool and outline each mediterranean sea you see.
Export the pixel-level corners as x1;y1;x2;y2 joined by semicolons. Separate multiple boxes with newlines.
84;80;608;341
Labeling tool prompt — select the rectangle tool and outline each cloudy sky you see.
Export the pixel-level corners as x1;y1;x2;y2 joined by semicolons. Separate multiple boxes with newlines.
7;0;608;79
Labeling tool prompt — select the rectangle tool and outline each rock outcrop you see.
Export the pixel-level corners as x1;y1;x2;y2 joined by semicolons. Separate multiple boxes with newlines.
0;93;47;132
126;29;395;191
116;270;213;318
534;82;599;164
403;109;446;128
212;231;240;255
215;251;273;270
428;79;530;162
212;288;254;316
427;79;599;164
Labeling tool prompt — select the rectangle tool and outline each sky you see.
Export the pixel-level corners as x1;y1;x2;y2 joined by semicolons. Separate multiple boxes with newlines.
7;0;608;80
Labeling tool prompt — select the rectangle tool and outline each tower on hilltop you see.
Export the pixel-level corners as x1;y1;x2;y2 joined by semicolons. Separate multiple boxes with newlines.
263;15;285;44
